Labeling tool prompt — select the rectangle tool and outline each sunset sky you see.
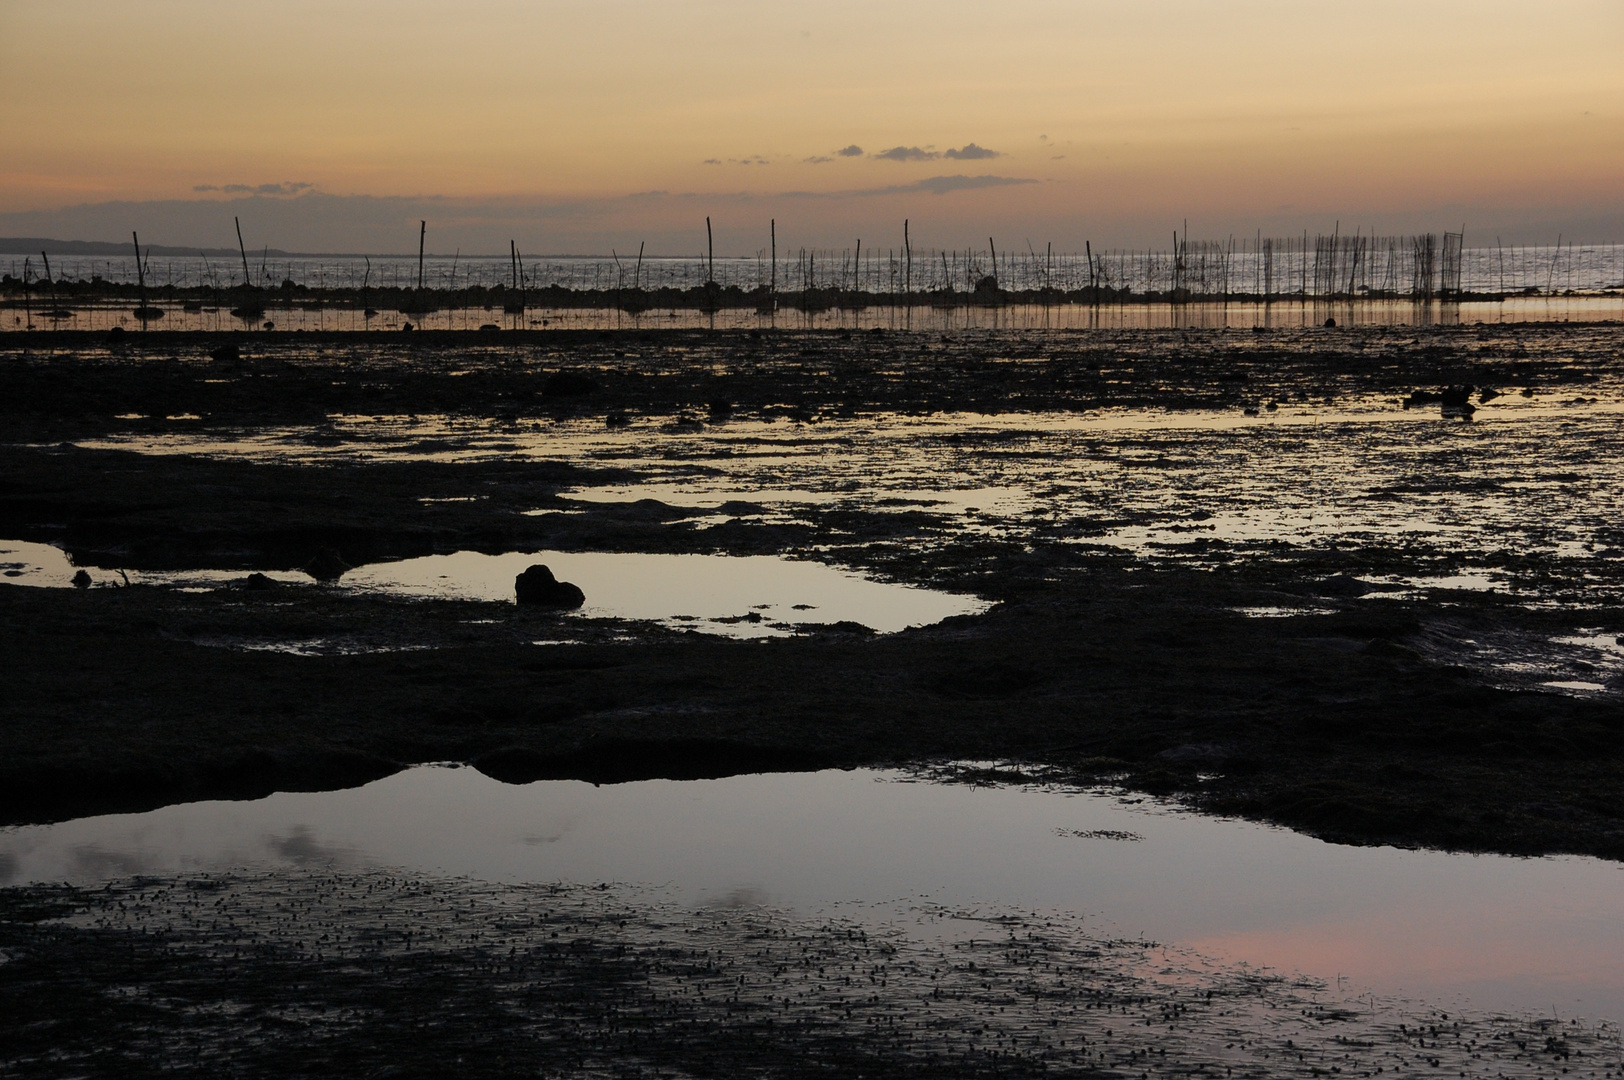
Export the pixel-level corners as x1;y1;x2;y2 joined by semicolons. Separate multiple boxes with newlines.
2;0;1620;254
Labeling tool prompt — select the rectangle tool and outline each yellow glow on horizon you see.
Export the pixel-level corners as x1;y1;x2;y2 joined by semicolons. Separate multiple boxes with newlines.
3;1;1621;246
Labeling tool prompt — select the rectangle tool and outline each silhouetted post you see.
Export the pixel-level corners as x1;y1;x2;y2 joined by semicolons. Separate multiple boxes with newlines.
510;240;517;290
417;221;426;291
988;238;998;285
706;217;714;283
854;238;861;292
132;231;147;327
635;241;644;290
235;217;251;286
769;220;776;297
904;219;911;297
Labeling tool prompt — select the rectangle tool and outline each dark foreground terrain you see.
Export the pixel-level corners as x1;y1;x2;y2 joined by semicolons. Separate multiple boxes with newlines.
5;870;1618;1079
1;323;1621;861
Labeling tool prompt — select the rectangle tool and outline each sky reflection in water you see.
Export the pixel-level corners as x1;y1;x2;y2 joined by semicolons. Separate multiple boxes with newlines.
2;766;1620;1022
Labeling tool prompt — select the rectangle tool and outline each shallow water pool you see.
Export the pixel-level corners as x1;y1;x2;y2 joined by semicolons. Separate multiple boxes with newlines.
341;549;989;636
3;765;1619;1022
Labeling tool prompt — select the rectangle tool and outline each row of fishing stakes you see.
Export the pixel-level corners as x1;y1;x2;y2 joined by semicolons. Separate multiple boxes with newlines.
68;215;1617;301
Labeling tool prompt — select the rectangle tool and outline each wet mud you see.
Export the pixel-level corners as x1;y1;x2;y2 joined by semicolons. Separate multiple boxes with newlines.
3;871;1619;1079
1;324;1623;860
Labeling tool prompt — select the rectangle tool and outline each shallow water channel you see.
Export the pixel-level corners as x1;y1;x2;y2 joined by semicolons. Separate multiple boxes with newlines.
3;766;1620;1023
0;540;986;639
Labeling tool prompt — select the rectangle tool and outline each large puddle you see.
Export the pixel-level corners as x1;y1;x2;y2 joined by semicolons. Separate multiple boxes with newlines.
0;540;987;638
343;549;989;636
2;765;1620;1022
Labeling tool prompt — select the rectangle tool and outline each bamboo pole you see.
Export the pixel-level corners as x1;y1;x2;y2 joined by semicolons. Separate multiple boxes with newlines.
235;217;251;286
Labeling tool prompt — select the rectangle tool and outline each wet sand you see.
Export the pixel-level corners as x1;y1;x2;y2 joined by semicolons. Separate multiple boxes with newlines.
0;323;1621;859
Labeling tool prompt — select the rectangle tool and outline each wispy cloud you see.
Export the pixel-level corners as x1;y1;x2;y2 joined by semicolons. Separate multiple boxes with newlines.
888;174;1033;195
194;181;313;196
804;155;834;164
782;174;1038;198
944;143;1000;160
837;144;864;157
872;146;939;162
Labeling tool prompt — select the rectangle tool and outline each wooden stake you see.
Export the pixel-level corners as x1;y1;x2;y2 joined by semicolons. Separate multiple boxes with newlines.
235;217;251;286
706;217;714;283
417;221;426;291
904;219;911;296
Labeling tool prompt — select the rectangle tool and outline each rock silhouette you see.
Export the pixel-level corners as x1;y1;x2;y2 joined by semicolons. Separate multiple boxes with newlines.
515;564;585;608
304;549;352;581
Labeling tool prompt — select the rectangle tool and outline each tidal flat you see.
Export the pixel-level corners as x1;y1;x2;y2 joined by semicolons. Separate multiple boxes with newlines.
2;322;1623;1068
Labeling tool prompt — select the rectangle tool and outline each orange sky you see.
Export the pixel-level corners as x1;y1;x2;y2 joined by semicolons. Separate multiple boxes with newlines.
3;0;1620;252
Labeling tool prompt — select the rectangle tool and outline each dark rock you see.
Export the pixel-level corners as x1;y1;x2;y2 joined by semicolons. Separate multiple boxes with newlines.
242;572;277;591
473;738;824;786
1405;385;1474;410
71;569;92;589
515;564;585;608
1323;317;1337;328
1318;573;1373;597
401;321;413;332
209;342;240;363
304;549;352;581
604;410;630;429
478;323;500;331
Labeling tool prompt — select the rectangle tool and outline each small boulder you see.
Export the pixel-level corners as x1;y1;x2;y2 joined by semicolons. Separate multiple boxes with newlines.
242;572;278;591
71;569;93;589
209;342;240;363
515;564;585;608
304;549;352;581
